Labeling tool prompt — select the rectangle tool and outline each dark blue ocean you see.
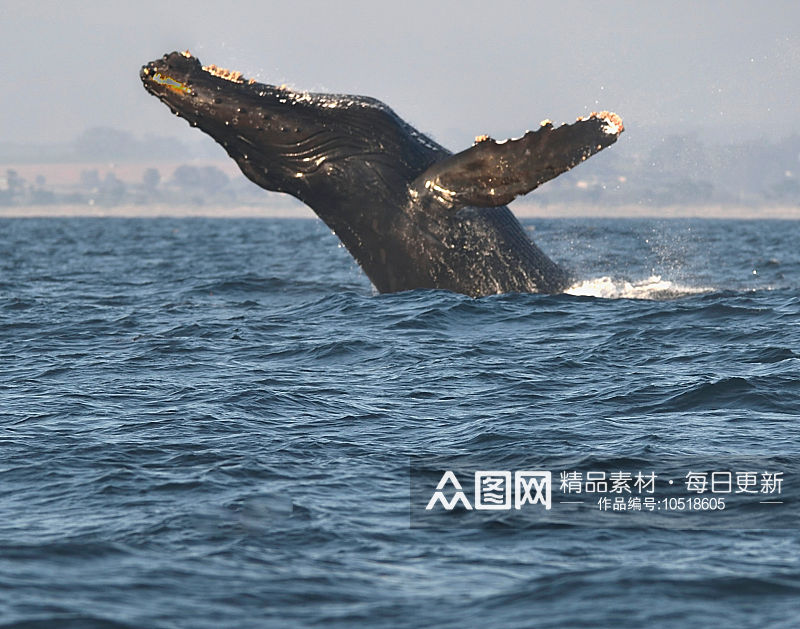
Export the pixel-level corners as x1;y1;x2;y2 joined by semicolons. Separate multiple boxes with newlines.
1;215;799;628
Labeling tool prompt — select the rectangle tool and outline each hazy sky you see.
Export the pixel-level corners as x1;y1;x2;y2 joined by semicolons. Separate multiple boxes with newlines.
2;0;799;152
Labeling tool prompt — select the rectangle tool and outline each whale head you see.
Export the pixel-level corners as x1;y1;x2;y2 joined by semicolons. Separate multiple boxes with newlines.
140;51;444;206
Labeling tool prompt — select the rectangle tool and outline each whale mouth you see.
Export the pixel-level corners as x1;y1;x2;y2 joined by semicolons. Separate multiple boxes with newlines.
139;50;311;125
140;50;255;95
139;50;299;137
139;50;292;100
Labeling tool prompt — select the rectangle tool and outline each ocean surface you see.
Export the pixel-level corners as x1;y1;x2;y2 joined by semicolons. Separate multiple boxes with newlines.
1;215;799;628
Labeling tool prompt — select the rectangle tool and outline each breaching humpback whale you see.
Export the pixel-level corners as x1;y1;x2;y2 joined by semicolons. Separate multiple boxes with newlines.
141;51;623;297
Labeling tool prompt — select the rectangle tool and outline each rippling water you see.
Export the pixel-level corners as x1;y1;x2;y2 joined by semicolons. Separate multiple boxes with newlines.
1;216;799;628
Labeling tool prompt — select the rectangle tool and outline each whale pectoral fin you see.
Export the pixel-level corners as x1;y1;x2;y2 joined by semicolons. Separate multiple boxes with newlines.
412;111;623;209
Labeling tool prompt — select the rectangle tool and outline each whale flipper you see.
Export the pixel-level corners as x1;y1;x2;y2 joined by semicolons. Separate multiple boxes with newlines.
412;112;623;210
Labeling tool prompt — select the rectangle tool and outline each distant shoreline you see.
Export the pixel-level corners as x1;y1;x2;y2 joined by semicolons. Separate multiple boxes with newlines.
1;203;799;220
0;204;316;219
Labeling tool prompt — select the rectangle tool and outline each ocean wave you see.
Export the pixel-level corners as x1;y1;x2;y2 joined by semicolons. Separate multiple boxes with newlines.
565;275;713;300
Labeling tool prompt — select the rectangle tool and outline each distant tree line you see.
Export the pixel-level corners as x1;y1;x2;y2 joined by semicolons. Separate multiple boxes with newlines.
533;133;800;207
0;127;218;164
0;127;798;207
0;164;268;207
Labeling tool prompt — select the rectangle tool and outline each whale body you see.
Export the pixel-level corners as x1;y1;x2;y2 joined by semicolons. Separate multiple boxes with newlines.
141;51;623;296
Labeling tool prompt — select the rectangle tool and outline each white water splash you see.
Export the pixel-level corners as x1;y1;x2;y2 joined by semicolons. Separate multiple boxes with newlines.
565;275;713;300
